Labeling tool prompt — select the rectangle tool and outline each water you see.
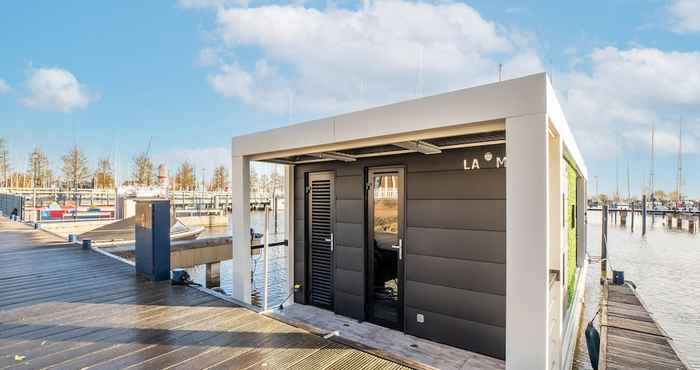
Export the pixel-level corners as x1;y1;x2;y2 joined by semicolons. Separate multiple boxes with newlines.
199;210;290;308
587;211;700;369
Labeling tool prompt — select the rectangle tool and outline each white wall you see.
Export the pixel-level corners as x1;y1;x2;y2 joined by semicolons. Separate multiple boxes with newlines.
506;113;550;370
230;154;251;303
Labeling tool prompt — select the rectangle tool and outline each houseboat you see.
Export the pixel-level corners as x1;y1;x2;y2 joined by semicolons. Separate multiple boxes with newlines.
229;73;588;370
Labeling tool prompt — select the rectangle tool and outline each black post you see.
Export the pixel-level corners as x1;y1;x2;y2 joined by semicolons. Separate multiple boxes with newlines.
631;205;635;232
601;204;608;283
273;196;278;234
642;195;647;236
135;199;171;281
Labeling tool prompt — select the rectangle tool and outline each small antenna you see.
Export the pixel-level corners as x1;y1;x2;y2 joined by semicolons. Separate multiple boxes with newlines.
287;89;294;124
498;63;503;82
416;45;424;97
676;117;683;201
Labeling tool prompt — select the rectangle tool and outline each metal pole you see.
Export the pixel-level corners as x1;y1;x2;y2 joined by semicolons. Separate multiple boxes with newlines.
273;196;278;234
631;205;635;232
642;195;647;236
263;205;270;311
601;204;608;283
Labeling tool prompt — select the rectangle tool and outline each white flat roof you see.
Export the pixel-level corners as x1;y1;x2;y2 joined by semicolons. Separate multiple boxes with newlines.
232;72;587;179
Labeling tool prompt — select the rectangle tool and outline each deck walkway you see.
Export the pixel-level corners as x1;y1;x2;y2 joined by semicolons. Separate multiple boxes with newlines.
599;283;689;370
0;218;411;370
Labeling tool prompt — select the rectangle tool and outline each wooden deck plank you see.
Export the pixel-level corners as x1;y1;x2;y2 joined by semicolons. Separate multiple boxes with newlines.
599;282;689;370
285;343;355;370
0;218;410;370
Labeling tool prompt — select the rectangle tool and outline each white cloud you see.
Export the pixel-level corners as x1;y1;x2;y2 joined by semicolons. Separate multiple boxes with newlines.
197;1;543;115
557;47;700;159
0;79;10;94
197;47;221;67
21;67;97;112
668;0;700;33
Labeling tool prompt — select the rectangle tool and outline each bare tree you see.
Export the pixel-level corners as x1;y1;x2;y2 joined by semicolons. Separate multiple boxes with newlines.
211;165;228;191
62;145;90;189
0;138;9;187
174;161;195;190
95;158;114;189
132;152;156;186
28;146;52;187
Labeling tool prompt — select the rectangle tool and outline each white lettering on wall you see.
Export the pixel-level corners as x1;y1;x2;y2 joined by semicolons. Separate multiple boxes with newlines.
464;155;506;170
497;156;507;168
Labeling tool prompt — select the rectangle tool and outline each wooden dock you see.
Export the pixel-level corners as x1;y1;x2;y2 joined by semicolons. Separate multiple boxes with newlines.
599;282;689;370
0;218;410;370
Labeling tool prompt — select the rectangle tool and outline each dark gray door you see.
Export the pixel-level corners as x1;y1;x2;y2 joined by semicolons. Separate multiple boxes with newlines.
307;172;335;309
367;167;405;330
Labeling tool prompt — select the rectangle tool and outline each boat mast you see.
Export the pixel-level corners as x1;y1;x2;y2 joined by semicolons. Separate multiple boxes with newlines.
676;118;683;202
615;131;620;201
626;161;631;203
649;122;655;200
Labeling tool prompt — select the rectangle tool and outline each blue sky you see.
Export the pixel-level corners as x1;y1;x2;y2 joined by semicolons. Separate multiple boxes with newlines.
0;0;698;197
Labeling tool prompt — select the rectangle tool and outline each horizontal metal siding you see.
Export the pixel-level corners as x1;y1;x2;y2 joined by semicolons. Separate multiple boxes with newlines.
407;199;506;231
406;227;505;263
295;144;506;357
406;255;506;295
406;280;505;327
405;306;506;359
403;144;506;359
407;170;505;199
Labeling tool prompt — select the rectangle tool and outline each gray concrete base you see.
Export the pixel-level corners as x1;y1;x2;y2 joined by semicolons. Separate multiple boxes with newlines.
273;303;505;370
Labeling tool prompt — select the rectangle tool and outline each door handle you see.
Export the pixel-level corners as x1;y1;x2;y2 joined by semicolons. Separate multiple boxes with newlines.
391;238;402;260
325;233;334;252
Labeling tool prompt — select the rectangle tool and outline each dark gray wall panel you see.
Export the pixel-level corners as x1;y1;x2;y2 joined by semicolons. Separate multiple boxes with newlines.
405;306;505;359
335;268;363;296
295;144;506;355
336;199;363;224
295;178;305;199
335;245;363;272
406;144;506;173
294;261;306;304
336;175;363;200
335;222;363;248
294;240;305;260
407;199;505;231
294;200;305;221
406;254;506;295
406;227;505;263
336;162;363;177
407;170;505;200
294;220;305;242
335;290;364;319
406;280;505;328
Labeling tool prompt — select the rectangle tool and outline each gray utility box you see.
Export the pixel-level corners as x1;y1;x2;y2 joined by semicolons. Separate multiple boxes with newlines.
135;199;171;281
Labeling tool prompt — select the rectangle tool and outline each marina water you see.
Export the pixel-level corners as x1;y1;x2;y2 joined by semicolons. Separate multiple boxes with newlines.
201;210;290;308
587;210;700;369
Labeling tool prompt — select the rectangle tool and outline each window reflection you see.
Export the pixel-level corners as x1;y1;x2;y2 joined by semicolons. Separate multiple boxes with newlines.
373;175;398;235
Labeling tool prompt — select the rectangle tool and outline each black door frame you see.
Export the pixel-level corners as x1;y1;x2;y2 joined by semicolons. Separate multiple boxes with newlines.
365;166;406;331
305;171;336;310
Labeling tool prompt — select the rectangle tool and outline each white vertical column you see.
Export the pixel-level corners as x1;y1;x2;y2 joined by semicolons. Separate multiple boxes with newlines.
548;130;563;370
506;113;550;370
231;154;251;303
284;164;295;307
